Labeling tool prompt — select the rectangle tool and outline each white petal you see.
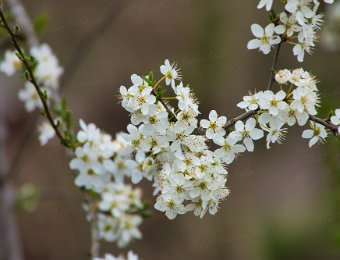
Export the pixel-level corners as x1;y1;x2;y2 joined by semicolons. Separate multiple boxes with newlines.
265;23;275;36
309;137;319;147
244;138;254;152
335;109;340;118
200;119;210;128
302;129;313;139
276;90;286;100
209;110;218;121
251;24;264;37
249;128;264;140
235;120;245;131
275;25;286;35
245;118;256;130
247;39;262;50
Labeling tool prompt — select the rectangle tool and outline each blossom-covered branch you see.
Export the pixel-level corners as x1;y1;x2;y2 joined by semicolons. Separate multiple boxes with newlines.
0;7;71;148
1;1;340;259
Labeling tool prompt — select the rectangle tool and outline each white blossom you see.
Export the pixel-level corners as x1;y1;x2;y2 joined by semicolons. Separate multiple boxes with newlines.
229;118;264;152
0;50;21;76
18;82;45;112
30;44;63;89
237;92;262;111
160;59;180;88
247;23;281;54
38;121;55;146
275;69;292;84
302;122;328;147
200;110;227;139
258;90;288;116
265;120;287;149
213;135;246;164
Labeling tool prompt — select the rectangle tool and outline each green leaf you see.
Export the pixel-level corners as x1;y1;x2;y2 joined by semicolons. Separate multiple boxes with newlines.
269;9;277;21
33;13;48;35
16;183;38;212
29;55;37;68
13;25;20;35
24;70;31;81
155;86;166;100
142;71;156;86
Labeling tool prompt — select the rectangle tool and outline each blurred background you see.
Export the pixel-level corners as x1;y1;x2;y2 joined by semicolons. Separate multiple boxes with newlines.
1;0;340;259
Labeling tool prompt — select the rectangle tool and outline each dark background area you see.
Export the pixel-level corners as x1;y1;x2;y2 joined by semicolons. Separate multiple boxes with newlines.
1;0;340;259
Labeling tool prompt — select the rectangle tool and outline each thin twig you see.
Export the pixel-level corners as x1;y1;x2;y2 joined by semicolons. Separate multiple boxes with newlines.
5;0;39;47
267;42;282;90
224;110;256;131
0;7;70;148
151;89;177;121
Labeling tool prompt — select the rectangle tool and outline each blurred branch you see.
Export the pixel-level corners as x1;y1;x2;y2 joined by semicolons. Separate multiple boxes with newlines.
5;0;39;47
0;66;23;260
90;201;100;258
62;0;127;85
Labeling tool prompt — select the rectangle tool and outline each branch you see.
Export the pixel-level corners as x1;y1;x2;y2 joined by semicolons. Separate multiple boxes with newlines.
224;110;256;131
5;0;39;47
309;114;339;136
0;6;70;148
222;110;339;137
267;42;282;90
0;78;24;260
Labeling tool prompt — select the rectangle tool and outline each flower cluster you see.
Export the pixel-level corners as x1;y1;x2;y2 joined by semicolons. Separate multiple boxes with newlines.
97;184;143;247
119;61;230;219
238;68;322;148
69;120;119;191
70;120;145;247
0;43;63;111
94;251;139;260
248;0;334;61
118;61;339;220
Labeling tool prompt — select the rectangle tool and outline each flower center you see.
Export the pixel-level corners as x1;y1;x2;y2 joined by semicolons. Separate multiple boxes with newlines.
270;99;278;106
149;116;158;124
166;71;173;79
261;34;269;43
